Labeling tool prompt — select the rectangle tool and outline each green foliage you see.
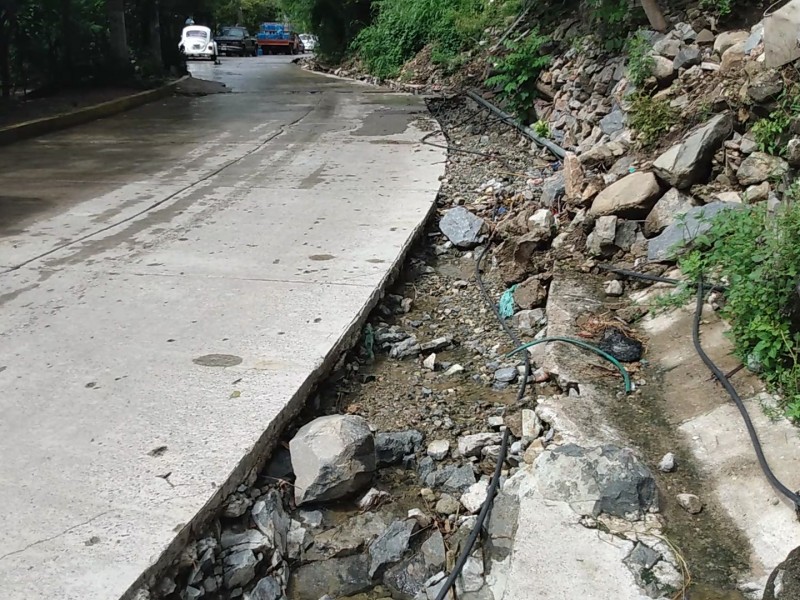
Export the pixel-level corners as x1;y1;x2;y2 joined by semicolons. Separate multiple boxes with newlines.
214;0;282;33
485;29;552;118
533;119;551;139
752;83;798;156
352;0;491;79
699;0;733;17
585;0;631;50
679;202;800;415
625;30;654;88
629;93;678;146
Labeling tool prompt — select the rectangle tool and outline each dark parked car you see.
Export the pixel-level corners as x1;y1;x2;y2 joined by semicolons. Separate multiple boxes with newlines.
214;26;257;56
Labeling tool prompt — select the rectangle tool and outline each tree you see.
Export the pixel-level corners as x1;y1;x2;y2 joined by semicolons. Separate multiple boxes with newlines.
641;0;666;32
106;0;128;69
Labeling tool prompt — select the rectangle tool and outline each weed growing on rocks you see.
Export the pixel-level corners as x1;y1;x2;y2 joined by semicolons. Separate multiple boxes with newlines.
752;83;799;157
679;202;800;415
629;93;678;147
486;29;552;119
625;29;655;88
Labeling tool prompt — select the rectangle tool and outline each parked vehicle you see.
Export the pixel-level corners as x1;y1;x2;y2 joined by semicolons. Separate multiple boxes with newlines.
215;26;257;57
256;22;303;55
179;25;218;60
299;34;317;52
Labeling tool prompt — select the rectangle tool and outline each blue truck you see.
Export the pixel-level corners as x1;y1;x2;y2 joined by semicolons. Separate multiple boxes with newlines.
256;22;303;55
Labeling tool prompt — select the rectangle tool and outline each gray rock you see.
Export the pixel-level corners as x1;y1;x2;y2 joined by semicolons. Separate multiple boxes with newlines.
599;109;626;136
305;512;388;561
420;336;454;353
720;41;746;75
289;555;372;598
288;520;310;560
714;30;749;55
439;207;486;249
740;133;758;154
220;529;269;552
614;220;638;251
536;444;658;519
521;408;543;439
443;465;477;493
494;367;517;383
604;280;624;297
644;188;697;237
744;22;764;55
457;551;485;594
223;550;258;589
653;113;732;189
264;447;294;481
540;173;565;207
673;46;701;70
658;452;676;473
369;519;416;578
653;35;680;58
737;152;789;186
297;509;324;528
696;29;715;45
486;492;519;560
427;440;450;461
763;545;800;600
512;308;546;331
422;531;447;570
648;202;743;262
249;576;282;600
746;181;771;203
458;433;502;458
674;22;697;41
676;493;703;514
512;276;547;309
652;55;676;83
460;481;489;514
436;493;462;515
625;542;662;570
748;69;783;103
376;430;424;467
383;554;432;600
290;415;376;505
788;139;800;168
391;337;422;359
528;208;556;234
252;490;290;554
223;494;252;518
586;215;618;256
589;172;662;217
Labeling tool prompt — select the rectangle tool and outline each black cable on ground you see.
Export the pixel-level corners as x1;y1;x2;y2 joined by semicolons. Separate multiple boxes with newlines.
693;279;800;509
597;264;681;286
433;239;531;600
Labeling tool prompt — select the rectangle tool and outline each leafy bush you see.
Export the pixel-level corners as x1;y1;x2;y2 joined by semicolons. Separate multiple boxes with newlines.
751;82;797;156
699;0;734;17
679;202;800;416
585;0;632;50
485;29;552;119
628;93;678;146
626;29;654;88
533;119;551;139
353;0;492;79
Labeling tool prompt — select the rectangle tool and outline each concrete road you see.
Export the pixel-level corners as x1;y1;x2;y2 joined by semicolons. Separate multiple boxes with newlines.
0;56;443;599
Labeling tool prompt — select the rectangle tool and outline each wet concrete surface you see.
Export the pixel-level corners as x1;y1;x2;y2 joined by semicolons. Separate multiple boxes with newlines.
0;56;444;600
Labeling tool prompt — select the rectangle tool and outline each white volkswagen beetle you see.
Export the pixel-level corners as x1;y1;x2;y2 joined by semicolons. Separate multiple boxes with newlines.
179;25;218;60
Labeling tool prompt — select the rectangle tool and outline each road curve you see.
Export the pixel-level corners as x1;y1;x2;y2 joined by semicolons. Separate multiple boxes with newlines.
0;56;444;599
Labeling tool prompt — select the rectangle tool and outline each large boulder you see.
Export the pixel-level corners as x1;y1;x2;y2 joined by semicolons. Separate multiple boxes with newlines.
763;546;800;600
589;172;662;217
647;202;743;262
644;188;698;237
737;152;789;186
535;444;658;519
652;113;732;189
290;415;376;505
713;30;749;55
720;41;747;75
439;207;486;249
652;55;677;83
748;69;783;103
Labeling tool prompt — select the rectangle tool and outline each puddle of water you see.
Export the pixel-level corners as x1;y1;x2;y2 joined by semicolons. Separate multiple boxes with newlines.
309;254;335;261
192;354;242;367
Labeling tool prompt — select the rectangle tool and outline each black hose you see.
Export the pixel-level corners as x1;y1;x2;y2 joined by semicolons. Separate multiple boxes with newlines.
693;279;800;509
597;264;681;286
433;240;531;600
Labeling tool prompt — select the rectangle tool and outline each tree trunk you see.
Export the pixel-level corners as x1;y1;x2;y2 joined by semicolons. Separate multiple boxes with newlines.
641;0;667;32
106;0;129;68
0;26;10;98
148;0;162;66
60;0;73;82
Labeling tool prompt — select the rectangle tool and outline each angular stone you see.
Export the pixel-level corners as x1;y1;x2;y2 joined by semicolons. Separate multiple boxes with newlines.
536;444;658;519
590;172;662;217
605;280;624;296
540;173;565;207
306;512;388;560
252;490;290;554
579;143;615;167
696;29;715;45
714;30;749;55
511;308;546;331
648;202;743;262
223;550;257;589
746;182;770;203
788;139;800;168
675;22;697;41
486;491;519;560
369;519;416;578
563;152;584;202
720;41;746;75
384;553;433;600
676;493;703;514
658;452;676;473
763;546;800;600
644;188;697;237
460;481;489;514
376;430;424;467
458;433;502;458
653;113;732;189
521;408;542;439
290;555;372;598
652;55;676;83
250;576;282;600
290;415;376;505
748;69;783;103
220;529;268;553
674;46;702;70
436;493;461;515
439;465;476;494
457;551;485;594
391;337;422;359
439;207;486;249
513;277;547;309
422;530;447;570
599;109;625;136
586;215;618;256
528;208;555;235
653;35;680;58
614;220;638;251
427;440;450;461
737;152;789;186
625;542;662;570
